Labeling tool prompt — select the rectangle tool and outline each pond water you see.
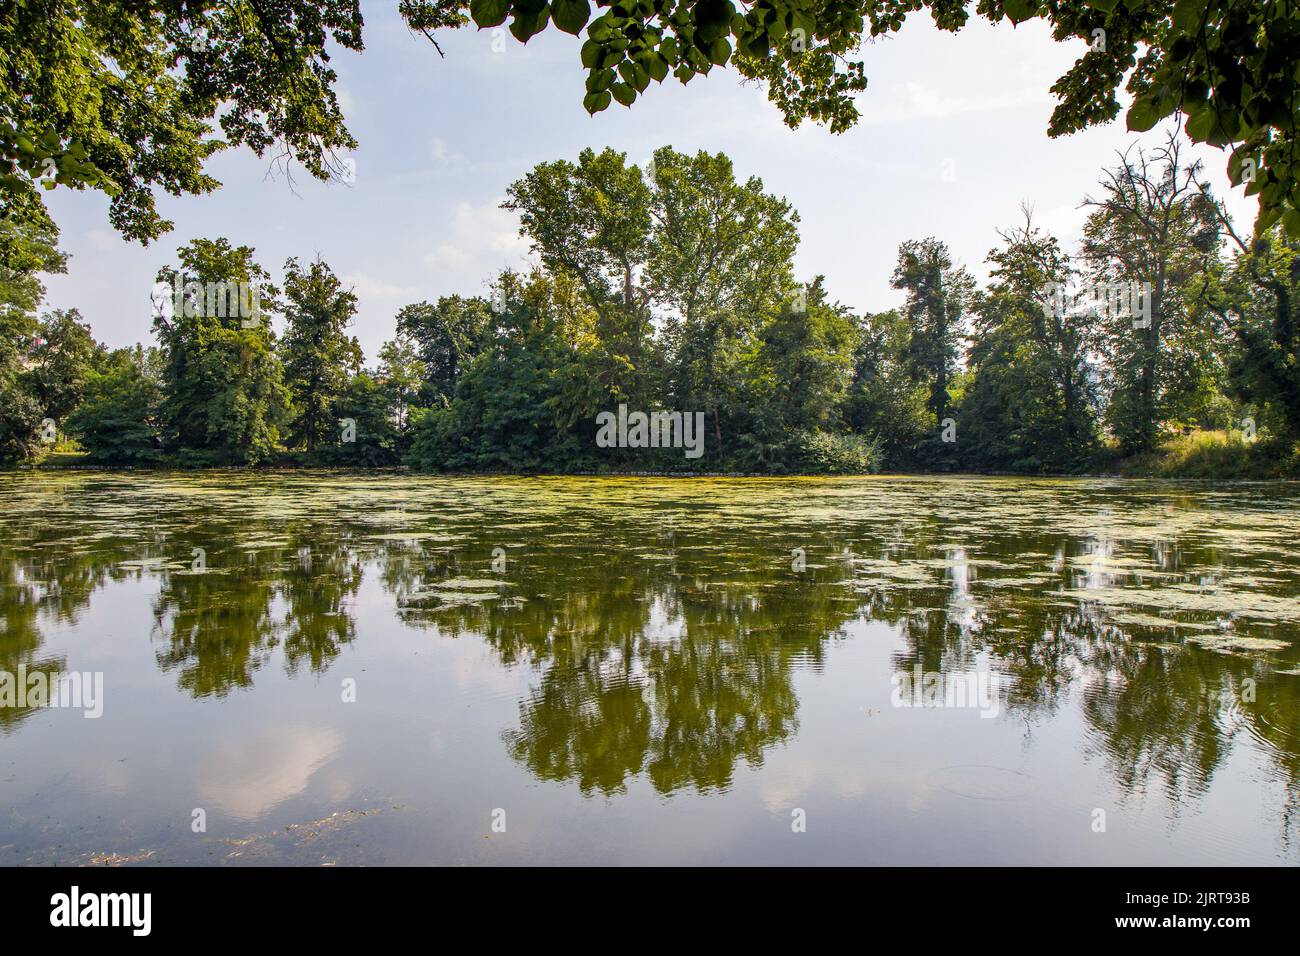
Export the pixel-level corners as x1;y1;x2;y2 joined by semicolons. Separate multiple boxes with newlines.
1;472;1298;865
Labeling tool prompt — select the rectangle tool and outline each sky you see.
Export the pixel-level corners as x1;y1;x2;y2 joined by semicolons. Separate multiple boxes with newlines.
41;5;1257;362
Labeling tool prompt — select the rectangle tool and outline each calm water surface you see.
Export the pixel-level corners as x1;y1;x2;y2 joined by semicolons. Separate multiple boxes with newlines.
1;472;1298;865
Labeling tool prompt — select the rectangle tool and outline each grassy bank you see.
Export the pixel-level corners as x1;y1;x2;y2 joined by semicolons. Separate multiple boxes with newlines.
1107;431;1300;479
16;430;1300;480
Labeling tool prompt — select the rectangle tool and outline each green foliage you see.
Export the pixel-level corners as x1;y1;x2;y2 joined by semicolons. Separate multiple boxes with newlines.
65;347;163;464
394;296;493;406
153;238;289;464
960;214;1099;472
23;308;103;423
407;275;585;471
844;309;932;459
318;372;403;466
890;237;974;426
1196;224;1300;443
1;0;364;242
436;0;1300;236
1;196;67;316
281;256;362;452
790;429;882;474
0;378;43;463
7;144;1300;479
1113;429;1288;479
756;277;858;433
1082;135;1220;452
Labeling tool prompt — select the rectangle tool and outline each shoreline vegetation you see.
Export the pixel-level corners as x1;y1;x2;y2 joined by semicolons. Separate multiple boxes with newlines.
6;144;1300;483
17;428;1300;482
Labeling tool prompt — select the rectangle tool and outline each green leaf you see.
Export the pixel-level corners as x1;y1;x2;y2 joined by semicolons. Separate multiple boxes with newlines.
1087;0;1118;12
610;81;637;106
585;68;615;92
696;0;734;43
645;53;669;83
707;37;731;66
583;90;612;113
509;9;550;42
618;60;650;92
1283;207;1300;239
1003;0;1038;24
581;39;602;68
1171;0;1207;33
551;0;590;35
1184;107;1214;141
470;0;511;28
1126;98;1160;133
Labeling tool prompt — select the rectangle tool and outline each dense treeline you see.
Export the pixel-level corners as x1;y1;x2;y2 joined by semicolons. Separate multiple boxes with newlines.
3;136;1299;476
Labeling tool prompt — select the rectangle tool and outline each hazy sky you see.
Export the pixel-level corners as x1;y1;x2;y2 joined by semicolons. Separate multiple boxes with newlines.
42;6;1255;361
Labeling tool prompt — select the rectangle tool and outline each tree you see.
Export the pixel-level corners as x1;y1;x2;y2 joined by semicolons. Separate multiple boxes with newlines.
23;308;103;426
0;194;66;460
407;273;579;471
2;0;370;242
0;196;66;317
1196;218;1300;443
281;256;362;453
376;336;427;438
153;238;288;464
844;309;932;458
756;276;858;434
66;346;164;463
394;296;492;407
961;212;1099;470
889;237;974;427
1081;136;1221;451
647;146;799;448
505;146;652;312
326;371;402;466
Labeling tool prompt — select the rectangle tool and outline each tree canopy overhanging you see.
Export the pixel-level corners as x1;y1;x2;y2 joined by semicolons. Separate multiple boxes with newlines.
3;1;1300;239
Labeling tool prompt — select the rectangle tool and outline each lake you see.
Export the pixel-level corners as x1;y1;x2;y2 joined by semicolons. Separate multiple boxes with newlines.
1;472;1297;865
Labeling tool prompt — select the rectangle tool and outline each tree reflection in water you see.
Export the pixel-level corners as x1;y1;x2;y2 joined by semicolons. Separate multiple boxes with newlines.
1;473;1297;843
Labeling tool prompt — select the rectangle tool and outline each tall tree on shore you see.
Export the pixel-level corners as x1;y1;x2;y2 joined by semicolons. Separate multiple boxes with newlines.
0;198;65;459
1081;136;1220;451
961;212;1098;470
648;147;799;448
281;256;361;453
505;148;656;411
23;308;103;426
153;238;287;464
505;147;652;315
395;296;492;407
1196;216;1300;444
890;237;974;427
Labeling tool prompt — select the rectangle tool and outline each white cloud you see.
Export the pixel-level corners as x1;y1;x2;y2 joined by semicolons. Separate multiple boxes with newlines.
424;198;532;274
197;725;341;820
82;229;120;252
343;272;418;303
